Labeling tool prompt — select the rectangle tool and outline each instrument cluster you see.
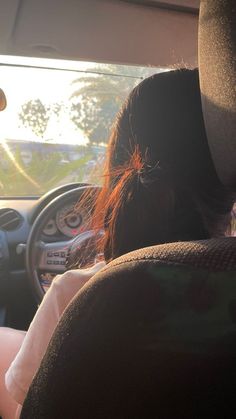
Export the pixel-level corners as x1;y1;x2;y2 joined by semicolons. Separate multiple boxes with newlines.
42;203;89;239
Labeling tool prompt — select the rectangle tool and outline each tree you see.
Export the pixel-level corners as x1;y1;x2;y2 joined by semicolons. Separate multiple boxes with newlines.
69;64;155;145
18;99;50;138
18;100;63;139
18;65;161;144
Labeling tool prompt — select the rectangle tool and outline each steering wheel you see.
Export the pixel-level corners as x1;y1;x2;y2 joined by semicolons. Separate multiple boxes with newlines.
26;185;100;303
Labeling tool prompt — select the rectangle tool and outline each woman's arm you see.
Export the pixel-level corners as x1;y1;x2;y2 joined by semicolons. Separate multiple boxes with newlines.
0;328;25;419
5;262;105;405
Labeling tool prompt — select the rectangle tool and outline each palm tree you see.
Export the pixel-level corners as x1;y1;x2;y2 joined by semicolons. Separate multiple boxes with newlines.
69;64;157;145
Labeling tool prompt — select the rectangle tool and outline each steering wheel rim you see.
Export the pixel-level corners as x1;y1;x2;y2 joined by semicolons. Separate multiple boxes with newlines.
26;185;99;303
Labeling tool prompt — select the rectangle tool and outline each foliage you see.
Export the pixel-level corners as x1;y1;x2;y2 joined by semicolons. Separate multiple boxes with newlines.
18;99;50;138
0;143;99;196
18;65;159;145
10;64;160;196
18;100;64;139
70;64;155;145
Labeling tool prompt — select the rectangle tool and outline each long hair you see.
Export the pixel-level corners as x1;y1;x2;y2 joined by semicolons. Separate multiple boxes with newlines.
76;69;234;263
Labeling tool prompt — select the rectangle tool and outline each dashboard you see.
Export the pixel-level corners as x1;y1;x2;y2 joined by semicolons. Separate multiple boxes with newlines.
0;183;91;265
0;198;89;271
0;183;96;328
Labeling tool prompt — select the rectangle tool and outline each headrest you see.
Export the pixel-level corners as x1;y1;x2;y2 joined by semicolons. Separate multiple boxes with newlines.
198;0;236;188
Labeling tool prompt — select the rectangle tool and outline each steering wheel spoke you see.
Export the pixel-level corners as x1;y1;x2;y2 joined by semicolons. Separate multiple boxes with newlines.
36;239;74;273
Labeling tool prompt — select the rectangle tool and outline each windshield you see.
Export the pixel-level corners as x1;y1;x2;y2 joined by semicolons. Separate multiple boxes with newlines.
0;56;165;197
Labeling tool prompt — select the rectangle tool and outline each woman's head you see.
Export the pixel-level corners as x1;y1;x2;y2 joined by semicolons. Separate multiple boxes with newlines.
82;69;234;262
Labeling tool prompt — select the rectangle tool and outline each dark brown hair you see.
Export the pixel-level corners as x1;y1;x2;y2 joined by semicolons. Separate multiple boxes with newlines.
78;69;234;262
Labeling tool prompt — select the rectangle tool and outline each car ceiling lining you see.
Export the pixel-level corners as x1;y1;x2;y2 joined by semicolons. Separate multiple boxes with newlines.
119;0;199;15
0;0;198;69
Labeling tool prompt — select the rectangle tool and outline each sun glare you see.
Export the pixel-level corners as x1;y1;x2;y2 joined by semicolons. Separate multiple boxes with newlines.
0;55;97;145
1;139;41;189
0;55;166;196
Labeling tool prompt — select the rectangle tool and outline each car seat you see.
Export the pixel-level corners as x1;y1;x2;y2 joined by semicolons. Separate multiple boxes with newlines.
20;1;236;418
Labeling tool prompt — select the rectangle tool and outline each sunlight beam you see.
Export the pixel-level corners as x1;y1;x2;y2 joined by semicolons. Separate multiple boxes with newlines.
1;139;41;189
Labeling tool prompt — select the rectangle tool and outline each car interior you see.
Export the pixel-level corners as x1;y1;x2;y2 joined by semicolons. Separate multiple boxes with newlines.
0;0;235;418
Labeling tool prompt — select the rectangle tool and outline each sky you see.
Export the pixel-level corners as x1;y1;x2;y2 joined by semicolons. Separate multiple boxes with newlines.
0;55;97;145
0;55;163;146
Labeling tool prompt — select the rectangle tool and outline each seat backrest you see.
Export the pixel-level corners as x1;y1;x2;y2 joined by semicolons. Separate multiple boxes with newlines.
21;2;236;416
21;238;236;418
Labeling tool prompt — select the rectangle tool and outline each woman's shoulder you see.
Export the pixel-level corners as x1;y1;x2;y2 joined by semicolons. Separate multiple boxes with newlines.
53;261;106;288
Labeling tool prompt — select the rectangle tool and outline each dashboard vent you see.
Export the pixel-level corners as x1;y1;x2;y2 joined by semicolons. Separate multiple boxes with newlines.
0;208;23;231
